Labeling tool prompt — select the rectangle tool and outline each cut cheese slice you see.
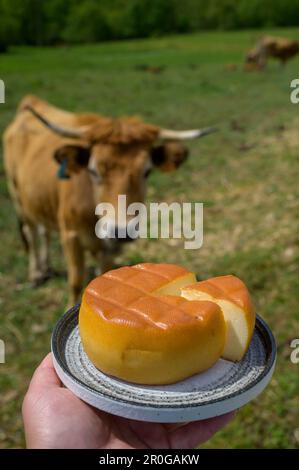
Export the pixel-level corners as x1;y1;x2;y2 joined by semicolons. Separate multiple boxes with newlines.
181;275;255;361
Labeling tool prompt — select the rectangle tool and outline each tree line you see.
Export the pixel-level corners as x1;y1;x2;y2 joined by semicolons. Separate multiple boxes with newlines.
1;0;299;52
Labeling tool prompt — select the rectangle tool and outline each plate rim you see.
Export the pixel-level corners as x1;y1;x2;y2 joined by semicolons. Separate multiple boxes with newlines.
51;304;276;410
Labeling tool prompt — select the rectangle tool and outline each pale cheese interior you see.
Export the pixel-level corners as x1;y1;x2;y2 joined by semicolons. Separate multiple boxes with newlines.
181;288;250;361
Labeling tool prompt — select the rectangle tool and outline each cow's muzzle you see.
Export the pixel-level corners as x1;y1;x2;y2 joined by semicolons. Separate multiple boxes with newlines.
96;219;138;244
114;225;137;243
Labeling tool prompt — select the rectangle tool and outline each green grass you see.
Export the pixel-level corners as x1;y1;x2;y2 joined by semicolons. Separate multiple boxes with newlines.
0;28;299;449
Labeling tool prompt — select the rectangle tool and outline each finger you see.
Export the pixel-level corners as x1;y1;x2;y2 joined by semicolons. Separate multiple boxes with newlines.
170;411;235;449
28;353;62;394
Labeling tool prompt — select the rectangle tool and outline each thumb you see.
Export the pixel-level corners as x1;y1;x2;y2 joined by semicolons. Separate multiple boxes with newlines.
27;353;62;394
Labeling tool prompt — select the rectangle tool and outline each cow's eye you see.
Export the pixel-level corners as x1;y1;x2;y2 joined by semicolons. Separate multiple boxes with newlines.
88;168;102;183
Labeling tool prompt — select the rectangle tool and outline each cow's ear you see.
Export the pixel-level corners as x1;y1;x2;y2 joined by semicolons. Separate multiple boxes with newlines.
151;143;189;172
150;145;166;169
54;145;91;179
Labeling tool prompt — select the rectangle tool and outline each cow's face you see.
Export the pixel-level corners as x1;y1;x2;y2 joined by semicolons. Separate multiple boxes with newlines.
88;140;189;203
245;50;259;67
26;106;215;244
54;139;189;244
88;143;151;242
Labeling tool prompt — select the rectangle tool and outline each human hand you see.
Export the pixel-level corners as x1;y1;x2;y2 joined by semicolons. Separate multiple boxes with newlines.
22;353;235;449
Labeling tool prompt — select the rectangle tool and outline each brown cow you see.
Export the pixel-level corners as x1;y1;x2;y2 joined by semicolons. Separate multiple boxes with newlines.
245;36;299;70
3;95;216;306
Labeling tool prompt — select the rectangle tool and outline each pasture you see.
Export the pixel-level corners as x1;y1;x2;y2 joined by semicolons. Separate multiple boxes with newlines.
0;28;299;448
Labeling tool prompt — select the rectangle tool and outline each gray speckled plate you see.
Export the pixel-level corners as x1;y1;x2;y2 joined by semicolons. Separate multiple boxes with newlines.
51;304;276;423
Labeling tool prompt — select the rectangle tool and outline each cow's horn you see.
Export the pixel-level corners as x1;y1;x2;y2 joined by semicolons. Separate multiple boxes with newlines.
24;105;87;139
159;127;218;140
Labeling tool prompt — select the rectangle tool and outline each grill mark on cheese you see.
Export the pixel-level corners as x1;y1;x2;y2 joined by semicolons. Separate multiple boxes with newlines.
86;284;205;328
84;263;211;329
132;263;189;280
185;275;253;314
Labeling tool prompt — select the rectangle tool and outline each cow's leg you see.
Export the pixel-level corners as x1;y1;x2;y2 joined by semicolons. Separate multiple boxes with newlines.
61;231;85;307
39;225;51;276
22;222;44;286
6;181;44;285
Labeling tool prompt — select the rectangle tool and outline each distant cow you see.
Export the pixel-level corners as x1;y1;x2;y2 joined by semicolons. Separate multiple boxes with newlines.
245;36;299;70
3;95;216;305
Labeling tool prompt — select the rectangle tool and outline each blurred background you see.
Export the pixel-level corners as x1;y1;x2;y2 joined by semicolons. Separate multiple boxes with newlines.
0;0;299;449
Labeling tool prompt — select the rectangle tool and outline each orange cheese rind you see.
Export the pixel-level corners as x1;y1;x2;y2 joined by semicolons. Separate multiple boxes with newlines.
79;263;226;384
79;264;255;384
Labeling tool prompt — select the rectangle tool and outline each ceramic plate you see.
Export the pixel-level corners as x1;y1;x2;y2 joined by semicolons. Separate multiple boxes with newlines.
51;304;276;423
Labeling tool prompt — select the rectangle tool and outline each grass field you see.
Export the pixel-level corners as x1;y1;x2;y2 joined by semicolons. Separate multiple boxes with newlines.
0;28;299;449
